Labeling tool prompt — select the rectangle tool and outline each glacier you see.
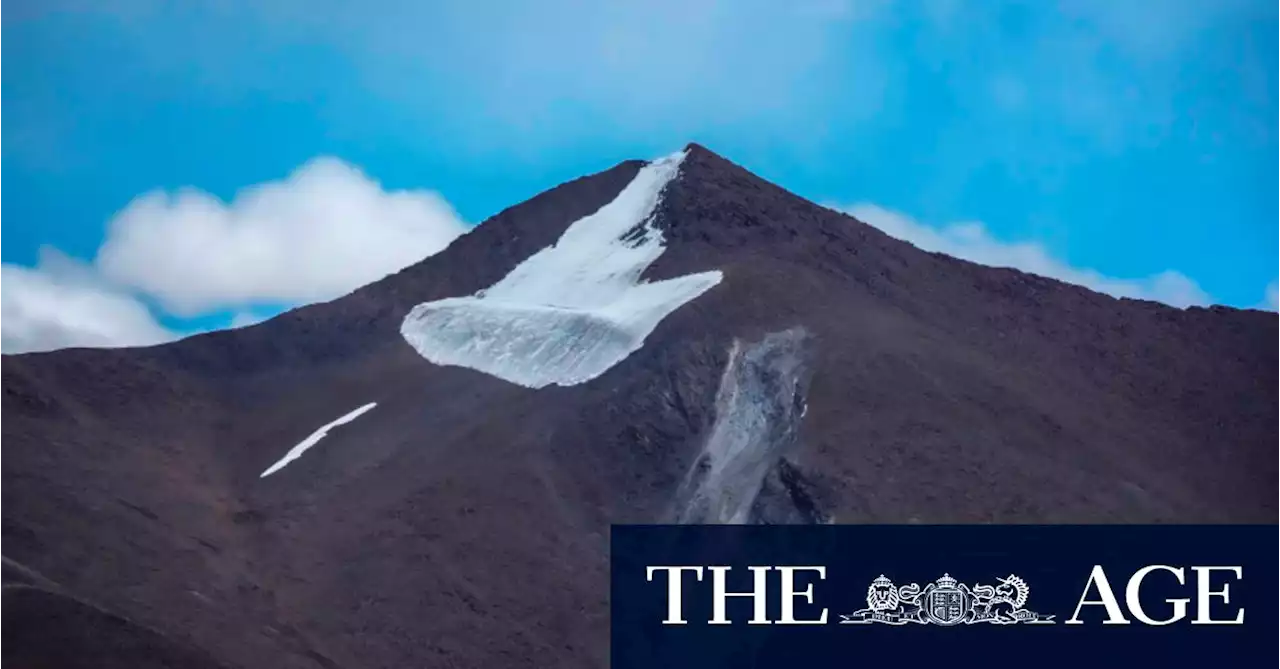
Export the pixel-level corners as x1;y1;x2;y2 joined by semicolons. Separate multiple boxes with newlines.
674;328;812;524
400;150;723;389
260;402;378;478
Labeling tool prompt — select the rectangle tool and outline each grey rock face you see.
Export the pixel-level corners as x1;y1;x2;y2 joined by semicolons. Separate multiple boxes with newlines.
674;327;815;524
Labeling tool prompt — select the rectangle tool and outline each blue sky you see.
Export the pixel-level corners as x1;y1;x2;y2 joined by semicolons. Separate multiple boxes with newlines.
2;0;1277;352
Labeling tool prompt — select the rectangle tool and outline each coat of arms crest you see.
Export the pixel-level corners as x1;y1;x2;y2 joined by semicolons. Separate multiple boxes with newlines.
840;573;1055;626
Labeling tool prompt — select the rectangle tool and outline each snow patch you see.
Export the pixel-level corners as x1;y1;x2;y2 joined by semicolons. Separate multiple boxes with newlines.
400;150;723;388
260;403;377;478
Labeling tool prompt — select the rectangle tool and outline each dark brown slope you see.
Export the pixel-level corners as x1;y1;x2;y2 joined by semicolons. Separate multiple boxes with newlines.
2;144;1276;669
3;558;230;669
3;587;227;669
646;146;1278;523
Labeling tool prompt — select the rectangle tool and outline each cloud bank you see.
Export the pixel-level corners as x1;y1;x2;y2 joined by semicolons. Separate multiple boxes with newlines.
839;203;1213;308
1;249;175;354
1264;282;1279;311
97;158;467;316
2;158;467;353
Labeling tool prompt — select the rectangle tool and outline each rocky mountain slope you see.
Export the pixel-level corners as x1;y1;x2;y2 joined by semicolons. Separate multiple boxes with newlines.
3;144;1275;669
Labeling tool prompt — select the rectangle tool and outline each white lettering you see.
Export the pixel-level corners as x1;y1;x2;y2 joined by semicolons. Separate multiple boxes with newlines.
1124;565;1188;625
1066;565;1130;625
1191;566;1244;625
646;566;703;625
776;566;828;625
708;566;772;625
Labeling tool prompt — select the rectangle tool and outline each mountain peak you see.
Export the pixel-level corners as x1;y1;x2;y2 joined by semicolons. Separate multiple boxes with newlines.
2;138;1275;669
681;141;715;156
676;141;741;172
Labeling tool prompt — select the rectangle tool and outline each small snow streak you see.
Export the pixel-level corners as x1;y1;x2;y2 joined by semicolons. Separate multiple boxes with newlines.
399;149;723;388
259;403;377;478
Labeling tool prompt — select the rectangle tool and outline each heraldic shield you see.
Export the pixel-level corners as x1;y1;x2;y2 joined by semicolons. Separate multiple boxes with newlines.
839;573;1055;626
924;580;967;626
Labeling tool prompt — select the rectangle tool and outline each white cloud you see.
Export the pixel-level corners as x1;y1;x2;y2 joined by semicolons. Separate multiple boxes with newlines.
96;157;467;316
838;203;1213;308
228;312;269;329
3;157;466;355
1263;282;1278;311
1;248;175;354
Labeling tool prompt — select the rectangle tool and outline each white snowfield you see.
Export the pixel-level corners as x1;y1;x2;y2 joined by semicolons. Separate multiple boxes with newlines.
400;150;723;389
259;403;378;478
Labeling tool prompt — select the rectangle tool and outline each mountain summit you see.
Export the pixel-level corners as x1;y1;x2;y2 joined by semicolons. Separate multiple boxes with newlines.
4;144;1276;668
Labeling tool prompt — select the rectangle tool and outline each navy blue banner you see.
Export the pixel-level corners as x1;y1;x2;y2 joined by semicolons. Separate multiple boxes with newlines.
611;525;1276;668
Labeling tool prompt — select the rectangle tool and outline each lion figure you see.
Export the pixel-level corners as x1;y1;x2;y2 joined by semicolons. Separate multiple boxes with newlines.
866;575;900;611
